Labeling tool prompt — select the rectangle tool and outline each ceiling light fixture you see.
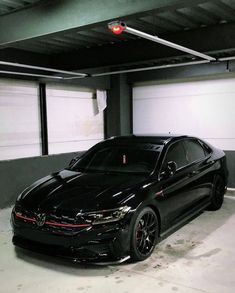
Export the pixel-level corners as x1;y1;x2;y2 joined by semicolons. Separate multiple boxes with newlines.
108;21;126;35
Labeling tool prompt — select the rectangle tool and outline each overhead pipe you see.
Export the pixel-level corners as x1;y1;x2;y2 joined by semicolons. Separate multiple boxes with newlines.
0;70;64;79
92;60;210;77
218;56;235;61
0;60;87;77
83;56;235;78
108;21;216;62
0;59;217;79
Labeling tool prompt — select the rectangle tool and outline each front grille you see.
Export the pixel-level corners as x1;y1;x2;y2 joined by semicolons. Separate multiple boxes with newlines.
14;209;91;234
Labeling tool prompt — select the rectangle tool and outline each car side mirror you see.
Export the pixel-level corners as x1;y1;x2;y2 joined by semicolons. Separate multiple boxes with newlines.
160;161;177;180
167;161;177;176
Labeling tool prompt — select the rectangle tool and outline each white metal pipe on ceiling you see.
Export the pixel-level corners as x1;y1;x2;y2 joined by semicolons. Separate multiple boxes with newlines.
124;25;216;62
0;70;64;79
87;60;210;77
0;60;87;77
219;56;235;61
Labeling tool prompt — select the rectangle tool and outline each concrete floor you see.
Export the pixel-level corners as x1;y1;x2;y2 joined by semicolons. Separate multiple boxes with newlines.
0;195;235;293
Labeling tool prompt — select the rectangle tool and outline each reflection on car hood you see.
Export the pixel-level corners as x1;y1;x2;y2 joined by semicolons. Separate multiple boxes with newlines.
20;169;147;213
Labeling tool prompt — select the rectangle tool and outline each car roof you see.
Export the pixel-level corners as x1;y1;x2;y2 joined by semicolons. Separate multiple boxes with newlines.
105;134;189;145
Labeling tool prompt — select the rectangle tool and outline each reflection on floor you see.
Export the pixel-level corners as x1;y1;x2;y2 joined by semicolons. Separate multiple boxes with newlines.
0;195;235;293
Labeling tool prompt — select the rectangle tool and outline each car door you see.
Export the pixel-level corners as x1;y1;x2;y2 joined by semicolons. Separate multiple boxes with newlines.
155;140;194;229
182;139;213;205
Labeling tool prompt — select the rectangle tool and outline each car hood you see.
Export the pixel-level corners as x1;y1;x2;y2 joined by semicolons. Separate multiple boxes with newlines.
20;169;147;214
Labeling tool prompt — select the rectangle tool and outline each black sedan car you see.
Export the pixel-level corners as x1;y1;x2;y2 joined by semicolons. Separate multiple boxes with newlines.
12;135;228;263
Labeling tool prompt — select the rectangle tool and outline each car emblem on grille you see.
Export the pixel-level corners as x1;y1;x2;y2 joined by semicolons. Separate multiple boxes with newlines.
36;213;46;227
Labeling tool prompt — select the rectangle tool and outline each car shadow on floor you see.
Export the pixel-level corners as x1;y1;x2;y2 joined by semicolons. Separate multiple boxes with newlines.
14;196;235;275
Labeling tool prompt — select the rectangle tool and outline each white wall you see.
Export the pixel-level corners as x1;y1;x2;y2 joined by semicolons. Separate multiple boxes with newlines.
0;79;41;160
46;84;104;154
133;77;235;150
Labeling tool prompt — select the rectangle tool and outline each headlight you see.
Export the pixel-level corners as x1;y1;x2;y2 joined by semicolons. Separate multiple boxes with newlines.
80;206;131;225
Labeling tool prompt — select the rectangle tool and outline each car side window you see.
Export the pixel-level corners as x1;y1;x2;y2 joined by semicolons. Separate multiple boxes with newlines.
163;141;188;170
184;139;207;163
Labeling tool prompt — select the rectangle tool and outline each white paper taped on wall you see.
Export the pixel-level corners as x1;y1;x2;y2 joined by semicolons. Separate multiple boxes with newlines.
96;90;107;113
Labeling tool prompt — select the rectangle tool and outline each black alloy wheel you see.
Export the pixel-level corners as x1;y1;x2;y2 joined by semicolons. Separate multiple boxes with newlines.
208;175;225;211
130;207;158;261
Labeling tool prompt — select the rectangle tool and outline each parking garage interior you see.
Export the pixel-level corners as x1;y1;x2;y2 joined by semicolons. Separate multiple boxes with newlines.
0;0;235;292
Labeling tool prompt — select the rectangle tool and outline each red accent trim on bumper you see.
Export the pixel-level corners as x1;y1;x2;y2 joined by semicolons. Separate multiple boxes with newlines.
44;221;91;228
15;212;91;228
15;212;36;223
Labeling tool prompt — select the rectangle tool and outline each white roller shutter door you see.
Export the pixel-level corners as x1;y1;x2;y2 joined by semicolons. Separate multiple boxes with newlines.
46;84;104;154
133;77;235;150
0;79;40;160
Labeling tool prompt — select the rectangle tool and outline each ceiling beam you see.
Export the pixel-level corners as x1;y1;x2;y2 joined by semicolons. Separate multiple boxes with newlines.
0;0;208;46
50;22;235;70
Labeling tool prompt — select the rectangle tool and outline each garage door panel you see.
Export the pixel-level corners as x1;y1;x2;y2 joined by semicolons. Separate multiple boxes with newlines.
133;78;235;151
46;84;104;154
134;79;235;100
0;79;41;160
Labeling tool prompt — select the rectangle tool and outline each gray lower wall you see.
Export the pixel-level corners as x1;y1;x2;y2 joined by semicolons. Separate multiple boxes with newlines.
0;152;84;209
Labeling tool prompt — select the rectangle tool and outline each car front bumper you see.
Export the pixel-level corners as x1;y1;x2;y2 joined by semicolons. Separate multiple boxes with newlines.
11;211;132;263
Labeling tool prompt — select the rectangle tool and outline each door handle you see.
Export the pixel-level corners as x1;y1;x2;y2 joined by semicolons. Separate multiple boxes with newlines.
188;170;200;177
206;159;215;165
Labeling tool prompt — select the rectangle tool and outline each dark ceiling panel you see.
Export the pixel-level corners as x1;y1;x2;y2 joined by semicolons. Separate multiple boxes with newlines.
127;19;166;35
140;15;182;32
77;31;114;45
0;0;235;73
200;1;235;21
156;12;187;29
0;0;204;46
222;0;235;9
178;6;219;25
171;12;200;31
0;0;42;16
158;10;199;29
62;34;98;48
49;22;235;71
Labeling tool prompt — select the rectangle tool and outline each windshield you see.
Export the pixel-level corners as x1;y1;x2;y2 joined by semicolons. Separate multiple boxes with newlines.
71;145;160;175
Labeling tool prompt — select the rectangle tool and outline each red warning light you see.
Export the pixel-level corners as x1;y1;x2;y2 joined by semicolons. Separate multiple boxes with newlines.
108;21;126;35
111;25;124;35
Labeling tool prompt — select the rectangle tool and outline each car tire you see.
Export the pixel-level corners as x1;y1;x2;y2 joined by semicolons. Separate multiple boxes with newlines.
130;207;158;262
208;175;225;211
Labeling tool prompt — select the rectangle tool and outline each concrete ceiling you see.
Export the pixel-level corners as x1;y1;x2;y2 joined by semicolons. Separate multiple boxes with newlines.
0;0;235;75
0;0;42;16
